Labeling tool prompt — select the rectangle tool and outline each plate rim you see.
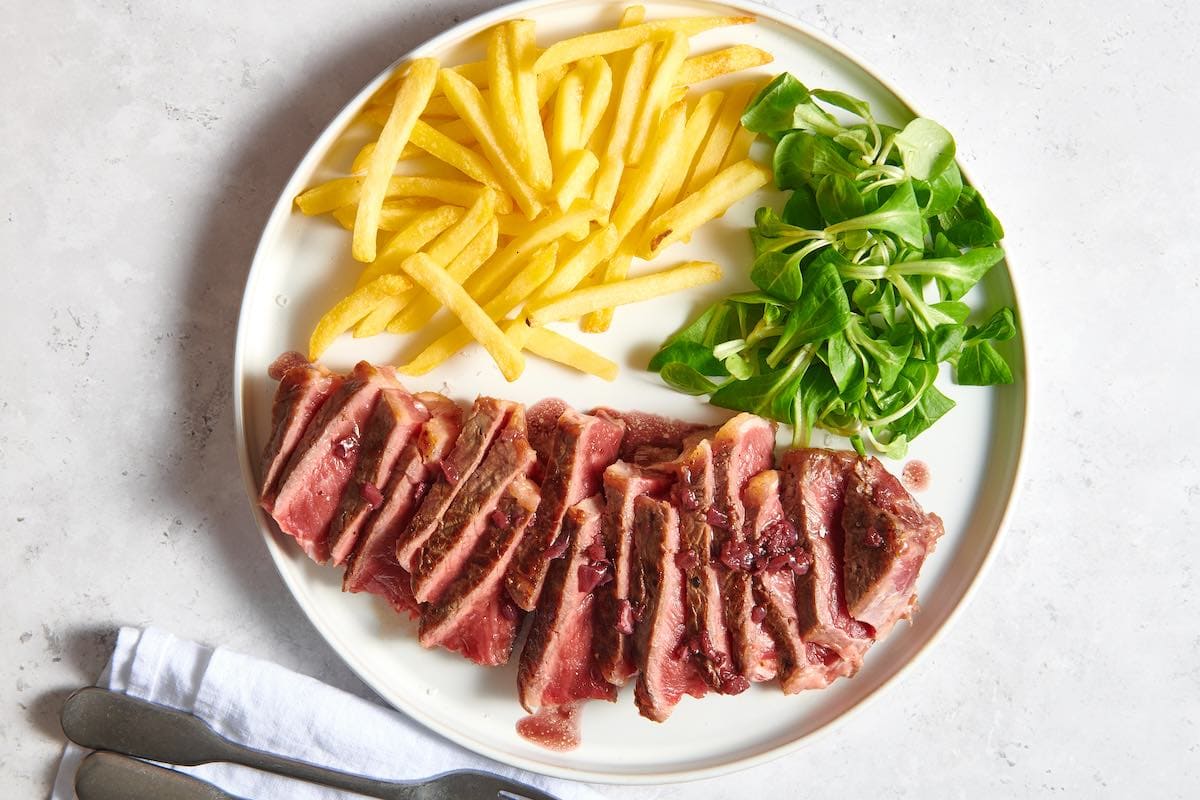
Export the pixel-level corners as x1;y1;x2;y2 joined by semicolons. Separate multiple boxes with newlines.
232;0;1031;784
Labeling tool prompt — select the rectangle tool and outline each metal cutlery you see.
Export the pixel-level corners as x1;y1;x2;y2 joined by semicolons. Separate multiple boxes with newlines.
62;687;559;800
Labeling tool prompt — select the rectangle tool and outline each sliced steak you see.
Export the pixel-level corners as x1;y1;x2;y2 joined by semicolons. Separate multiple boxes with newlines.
259;355;341;507
517;496;617;712
411;410;535;605
841;457;944;637
632;495;708;722
594;461;672;686
395;396;519;571
710;414;777;683
326;389;429;565
267;362;402;563
505;409;625;611
674;439;742;693
341;396;462;616
744;470;809;694
780;448;874;689
419;476;540;665
592;407;710;463
527;397;570;462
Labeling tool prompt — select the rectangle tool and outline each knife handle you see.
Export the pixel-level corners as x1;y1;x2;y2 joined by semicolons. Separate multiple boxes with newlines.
75;752;240;800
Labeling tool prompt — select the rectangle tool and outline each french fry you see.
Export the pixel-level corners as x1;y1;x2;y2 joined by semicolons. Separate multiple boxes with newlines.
439;68;543;219
684;83;755;195
355;205;465;287
496;213;538;239
387;216;500;333
550;69;585;168
332;201;428;232
418;94;459;118
296;175;486;216
591;42;653;217
464;200;600;304
410;121;512;209
642;159;771;257
309;274;413;359
627;32;689;164
351;141;377;174
511;20;554;191
486;24;528;183
525;327;618;381
534;15;754;72
358;190;498;337
399;244;559;375
353;58;439;262
552;148;599;212
578;248;634;332
527;260;722;325
719;123;758;173
611;101;686;238
576;56;613;147
527;223;619;304
675;44;773;86
649;90;723;221
399;252;525;381
501;318;535;351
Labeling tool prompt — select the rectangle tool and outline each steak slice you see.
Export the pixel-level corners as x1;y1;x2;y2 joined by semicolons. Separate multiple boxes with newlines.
710;414;777;683
341;395;462;616
267;362;402;563
841;457;944;637
395;396;519;572
744;470;809;694
326;389;429;565
592;407;710;463
632;496;708;722
517;496;617;712
411;410;535;605
527;397;570;463
675;439;742;694
594;461;672;686
505;409;625;611
419;476;540;665
259;354;341;507
780;448;874;688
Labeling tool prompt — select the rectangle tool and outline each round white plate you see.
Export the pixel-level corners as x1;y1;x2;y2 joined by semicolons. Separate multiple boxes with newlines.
234;0;1027;784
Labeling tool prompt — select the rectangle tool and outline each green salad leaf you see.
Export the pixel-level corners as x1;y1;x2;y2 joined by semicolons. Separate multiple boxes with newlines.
650;73;1019;455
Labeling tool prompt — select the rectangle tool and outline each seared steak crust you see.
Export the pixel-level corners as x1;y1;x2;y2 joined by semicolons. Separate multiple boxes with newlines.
259;357;340;507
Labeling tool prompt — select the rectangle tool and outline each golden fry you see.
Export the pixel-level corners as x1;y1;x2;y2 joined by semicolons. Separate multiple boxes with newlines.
627;32;689;164
649;90;723;221
550;69;585;168
591;42;653;217
296;175;486;216
356;205;465;287
684;83;755;195
720;124;758;173
399;253;525;381
576;56;613;147
464;200;600;303
551;148;599;212
611;101;686;238
410;121;511;208
399;243;559;376
486;24;527;182
387;217;500;333
527;260;723;325
439;68;543;219
534;15;754;72
578;248;634;332
525;327;618;381
511;20;554;191
309;274;412;359
528;223;619;304
642;159;771;257
676;44;773;86
353;58;439;262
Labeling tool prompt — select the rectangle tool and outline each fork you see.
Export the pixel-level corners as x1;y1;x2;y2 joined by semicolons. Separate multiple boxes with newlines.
61;687;559;800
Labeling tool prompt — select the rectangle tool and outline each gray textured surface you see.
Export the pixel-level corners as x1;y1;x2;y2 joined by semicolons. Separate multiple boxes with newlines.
2;1;1197;796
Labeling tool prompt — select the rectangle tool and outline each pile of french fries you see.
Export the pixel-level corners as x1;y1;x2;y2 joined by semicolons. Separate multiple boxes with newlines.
296;5;774;382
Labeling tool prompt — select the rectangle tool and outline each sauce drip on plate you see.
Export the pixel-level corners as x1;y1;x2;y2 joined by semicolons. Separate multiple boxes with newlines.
902;460;930;491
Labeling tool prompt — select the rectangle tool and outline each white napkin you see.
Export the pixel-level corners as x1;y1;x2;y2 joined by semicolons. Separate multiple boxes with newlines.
52;627;604;800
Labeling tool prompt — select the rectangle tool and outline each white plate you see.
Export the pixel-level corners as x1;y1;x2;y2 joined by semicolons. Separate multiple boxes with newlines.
233;0;1028;784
